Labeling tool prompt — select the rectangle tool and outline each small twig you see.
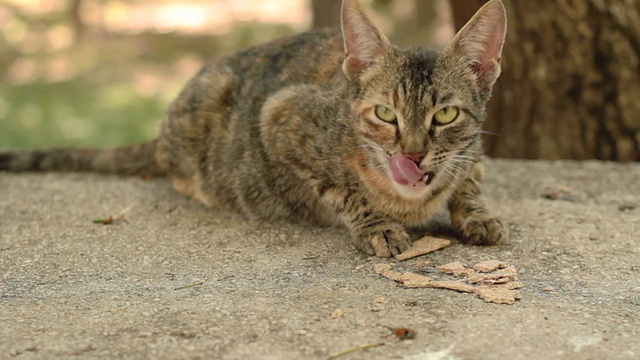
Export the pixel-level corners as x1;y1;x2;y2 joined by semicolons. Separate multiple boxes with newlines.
174;282;204;291
92;216;113;224
302;255;320;260
327;342;385;360
113;205;132;221
217;275;234;281
92;205;133;225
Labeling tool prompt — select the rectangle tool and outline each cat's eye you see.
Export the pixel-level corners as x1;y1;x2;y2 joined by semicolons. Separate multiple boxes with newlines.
374;105;397;123
433;106;460;125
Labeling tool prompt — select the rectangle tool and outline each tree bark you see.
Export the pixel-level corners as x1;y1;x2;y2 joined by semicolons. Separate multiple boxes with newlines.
69;0;86;41
451;0;640;161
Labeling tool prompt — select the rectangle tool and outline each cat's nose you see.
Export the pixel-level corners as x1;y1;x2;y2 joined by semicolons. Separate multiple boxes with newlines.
405;152;425;164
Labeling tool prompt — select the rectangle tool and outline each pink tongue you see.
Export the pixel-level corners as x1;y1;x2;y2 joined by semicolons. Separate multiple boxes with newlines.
389;155;423;185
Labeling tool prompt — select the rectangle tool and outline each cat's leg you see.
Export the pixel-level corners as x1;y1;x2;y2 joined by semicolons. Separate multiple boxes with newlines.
339;206;411;257
352;220;410;257
155;64;235;207
448;162;509;245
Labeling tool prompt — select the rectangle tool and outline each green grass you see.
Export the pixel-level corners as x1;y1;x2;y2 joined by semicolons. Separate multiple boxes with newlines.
0;79;164;149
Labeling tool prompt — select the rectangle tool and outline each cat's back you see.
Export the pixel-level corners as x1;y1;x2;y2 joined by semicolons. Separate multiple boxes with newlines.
217;28;345;95
157;28;349;218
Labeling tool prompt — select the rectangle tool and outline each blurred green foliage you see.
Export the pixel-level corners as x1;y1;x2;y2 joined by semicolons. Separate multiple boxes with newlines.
0;78;164;149
0;18;295;149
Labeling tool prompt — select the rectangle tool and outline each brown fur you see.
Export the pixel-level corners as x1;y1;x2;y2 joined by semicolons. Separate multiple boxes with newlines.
0;0;509;256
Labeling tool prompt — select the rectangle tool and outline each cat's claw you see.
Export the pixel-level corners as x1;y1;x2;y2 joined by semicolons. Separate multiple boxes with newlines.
461;215;509;245
354;225;411;257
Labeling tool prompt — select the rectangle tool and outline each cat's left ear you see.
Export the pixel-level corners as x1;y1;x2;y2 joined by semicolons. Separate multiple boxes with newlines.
447;0;507;91
341;0;391;79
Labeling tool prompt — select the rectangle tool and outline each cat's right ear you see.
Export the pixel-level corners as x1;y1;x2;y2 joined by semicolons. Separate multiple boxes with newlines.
341;0;391;79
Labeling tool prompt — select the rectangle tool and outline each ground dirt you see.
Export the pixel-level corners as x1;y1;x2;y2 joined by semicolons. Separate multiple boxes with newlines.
1;159;639;359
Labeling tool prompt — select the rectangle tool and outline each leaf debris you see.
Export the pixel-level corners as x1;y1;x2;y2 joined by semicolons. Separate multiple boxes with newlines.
375;260;522;304
395;236;451;261
379;325;417;340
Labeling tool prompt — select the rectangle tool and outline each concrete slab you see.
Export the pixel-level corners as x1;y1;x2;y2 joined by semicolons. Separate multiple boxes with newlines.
1;159;639;359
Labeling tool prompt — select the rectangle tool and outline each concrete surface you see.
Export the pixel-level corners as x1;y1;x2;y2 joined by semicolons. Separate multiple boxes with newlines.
1;159;639;360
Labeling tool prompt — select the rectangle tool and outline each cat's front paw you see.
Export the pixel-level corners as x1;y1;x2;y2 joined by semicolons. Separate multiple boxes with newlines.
460;214;509;246
353;224;411;257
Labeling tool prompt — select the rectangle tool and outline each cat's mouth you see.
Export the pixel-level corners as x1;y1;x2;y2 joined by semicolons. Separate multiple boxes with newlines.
388;155;435;188
423;171;436;185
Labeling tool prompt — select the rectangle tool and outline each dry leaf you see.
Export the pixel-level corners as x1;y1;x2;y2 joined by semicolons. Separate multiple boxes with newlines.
373;264;392;275
475;287;521;304
473;260;507;272
468;266;518;284
399;272;433;288
395;236;450;261
374;264;404;281
437;261;472;277
427;280;476;293
501;281;523;290
373;260;522;305
391;327;416;340
331;309;344;319
380;325;417;341
383;270;403;282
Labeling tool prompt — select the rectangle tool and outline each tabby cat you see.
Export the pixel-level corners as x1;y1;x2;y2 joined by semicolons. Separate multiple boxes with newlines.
0;0;509;257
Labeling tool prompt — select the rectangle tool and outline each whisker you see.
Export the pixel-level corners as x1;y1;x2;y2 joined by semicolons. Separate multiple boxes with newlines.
479;130;500;137
446;163;466;173
450;157;477;164
439;149;481;158
450;155;477;162
439;164;456;178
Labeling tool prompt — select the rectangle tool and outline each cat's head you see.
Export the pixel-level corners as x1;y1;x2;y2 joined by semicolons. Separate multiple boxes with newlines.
341;0;506;199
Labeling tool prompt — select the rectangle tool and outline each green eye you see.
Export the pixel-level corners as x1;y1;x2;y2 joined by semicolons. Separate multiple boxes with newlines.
374;105;397;123
433;106;460;125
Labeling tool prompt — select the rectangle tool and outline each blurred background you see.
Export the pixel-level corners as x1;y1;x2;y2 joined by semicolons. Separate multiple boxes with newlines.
1;0;638;160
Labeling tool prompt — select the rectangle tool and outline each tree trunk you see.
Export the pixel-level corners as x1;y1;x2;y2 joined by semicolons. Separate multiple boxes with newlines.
311;0;343;30
451;0;640;161
68;0;86;41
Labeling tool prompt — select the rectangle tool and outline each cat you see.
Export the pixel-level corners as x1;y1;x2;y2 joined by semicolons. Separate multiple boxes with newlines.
0;0;509;257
